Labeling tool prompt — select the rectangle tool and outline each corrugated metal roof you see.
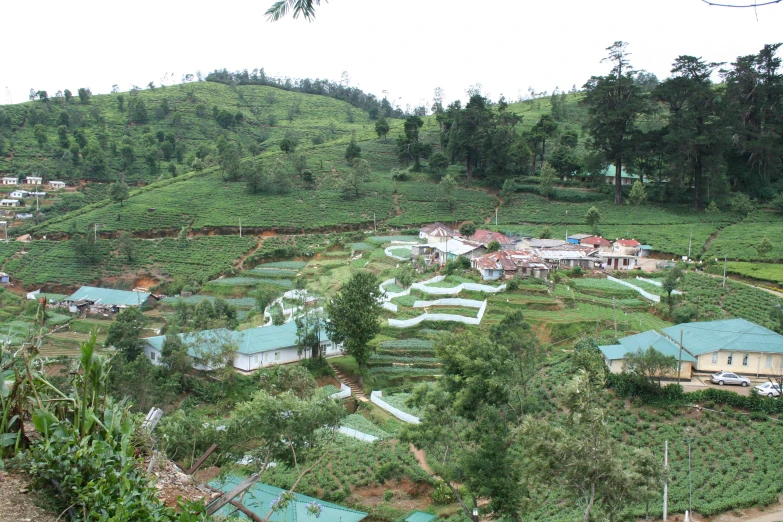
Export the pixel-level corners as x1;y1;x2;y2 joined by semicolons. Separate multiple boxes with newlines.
600;330;696;363
662;318;783;356
144;321;332;356
66;286;151;307
405;512;437;522
210;476;367;521
431;239;482;256
618;330;696;362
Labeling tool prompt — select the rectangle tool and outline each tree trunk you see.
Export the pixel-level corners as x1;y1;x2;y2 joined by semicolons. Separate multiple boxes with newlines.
466;154;473;182
614;158;623;205
583;482;596;522
693;153;703;212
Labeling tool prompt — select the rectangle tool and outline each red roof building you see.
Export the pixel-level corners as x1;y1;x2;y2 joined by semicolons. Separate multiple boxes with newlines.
468;229;513;246
580;236;613;249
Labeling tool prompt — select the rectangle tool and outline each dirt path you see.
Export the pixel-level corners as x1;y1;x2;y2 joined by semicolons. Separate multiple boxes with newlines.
484;195;503;225
393;193;402;216
233;236;266;271
701;271;783;299
409;444;436;476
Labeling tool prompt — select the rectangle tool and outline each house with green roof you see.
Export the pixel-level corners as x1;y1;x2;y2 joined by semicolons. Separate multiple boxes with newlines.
404;511;438;522
208;476;367;521
601;165;645;186
142;321;343;371
65;285;155;313
599;330;696;378
600;318;783;379
661;318;783;377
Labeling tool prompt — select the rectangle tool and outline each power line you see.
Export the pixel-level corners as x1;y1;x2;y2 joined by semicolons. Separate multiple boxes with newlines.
701;0;780;6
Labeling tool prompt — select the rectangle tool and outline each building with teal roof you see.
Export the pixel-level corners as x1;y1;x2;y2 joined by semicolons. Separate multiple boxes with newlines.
404;511;437;522
66;285;154;312
601;165;645;186
600;330;696;376
661;318;783;376
142;321;343;372
208;476;367;521
600;318;783;378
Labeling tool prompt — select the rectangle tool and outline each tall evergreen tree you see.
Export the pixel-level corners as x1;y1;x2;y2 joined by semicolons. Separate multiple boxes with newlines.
581;41;649;204
656;55;724;211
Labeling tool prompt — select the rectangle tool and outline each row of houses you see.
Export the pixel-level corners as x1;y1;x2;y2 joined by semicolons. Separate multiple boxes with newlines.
415;223;649;279
1;176;65;188
600;318;783;379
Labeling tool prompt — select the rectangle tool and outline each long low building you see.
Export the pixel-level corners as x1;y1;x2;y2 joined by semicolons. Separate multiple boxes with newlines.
600;318;783;378
600;330;696;377
143;321;344;371
65;285;155;312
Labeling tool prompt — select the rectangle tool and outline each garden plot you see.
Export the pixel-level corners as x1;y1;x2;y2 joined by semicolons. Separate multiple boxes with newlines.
385;245;413;260
368;338;441;381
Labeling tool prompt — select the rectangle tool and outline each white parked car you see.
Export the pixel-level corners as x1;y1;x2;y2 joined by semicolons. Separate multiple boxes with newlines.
754;382;781;397
711;371;750;387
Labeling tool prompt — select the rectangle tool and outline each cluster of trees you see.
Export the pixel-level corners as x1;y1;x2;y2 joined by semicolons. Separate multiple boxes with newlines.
402;321;663;522
582;42;783;208
205;68;409;120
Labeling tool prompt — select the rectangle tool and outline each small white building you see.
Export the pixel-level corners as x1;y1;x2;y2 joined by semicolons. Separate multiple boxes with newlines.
9;190;28;199
1;177;18;185
48;181;66;189
0;199;21;207
143;321;343;372
599;253;637;270
25;176;43;185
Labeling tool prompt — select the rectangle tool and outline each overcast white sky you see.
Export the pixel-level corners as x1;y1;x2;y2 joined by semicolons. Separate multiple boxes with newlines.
2;0;782;109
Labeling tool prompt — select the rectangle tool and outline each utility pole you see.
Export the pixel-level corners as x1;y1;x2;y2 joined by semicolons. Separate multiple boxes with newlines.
94;223;98;242
723;254;727;288
36;191;39;212
688;228;692;259
663;440;668;522
239;218;242;237
677;329;683;384
373;212;376;233
495;207;498;226
613;297;617;334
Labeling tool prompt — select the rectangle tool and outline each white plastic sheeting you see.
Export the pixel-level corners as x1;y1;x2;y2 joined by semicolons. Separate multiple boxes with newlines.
370;391;420;424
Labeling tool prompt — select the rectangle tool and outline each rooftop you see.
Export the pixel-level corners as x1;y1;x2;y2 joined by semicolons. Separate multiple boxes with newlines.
615;239;641;247
209;476;367;522
468;229;513;245
431;238;483;256
144;321;331;357
66;286;151;307
405;512;437;522
580;236;612;247
662;318;783;356
523;238;568;248
420;222;456;236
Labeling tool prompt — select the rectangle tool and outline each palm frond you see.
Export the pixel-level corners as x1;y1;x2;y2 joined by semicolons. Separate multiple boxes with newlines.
265;0;326;22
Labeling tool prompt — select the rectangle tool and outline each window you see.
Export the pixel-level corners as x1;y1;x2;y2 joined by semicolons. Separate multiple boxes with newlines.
727;353;733;365
712;353;718;364
766;355;773;369
150;352;156;362
275;352;281;361
742;354;749;366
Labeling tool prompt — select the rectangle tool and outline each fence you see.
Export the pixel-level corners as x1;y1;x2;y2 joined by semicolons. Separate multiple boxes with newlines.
635;276;662;287
329;383;351;400
370;391;420;424
338;426;378;442
412;298;485;309
387;300;487;328
607;276;660;302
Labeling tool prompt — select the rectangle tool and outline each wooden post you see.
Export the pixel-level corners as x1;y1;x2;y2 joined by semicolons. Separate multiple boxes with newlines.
187;443;218;475
663;440;668;521
206;472;263;516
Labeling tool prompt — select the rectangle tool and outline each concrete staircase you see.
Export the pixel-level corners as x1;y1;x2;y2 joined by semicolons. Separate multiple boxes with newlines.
330;363;368;402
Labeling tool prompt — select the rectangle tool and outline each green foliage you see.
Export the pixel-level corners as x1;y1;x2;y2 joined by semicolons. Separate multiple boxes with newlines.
326;271;383;370
585;205;601;235
628;180;647;207
538;162;556;200
105;307;147;361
